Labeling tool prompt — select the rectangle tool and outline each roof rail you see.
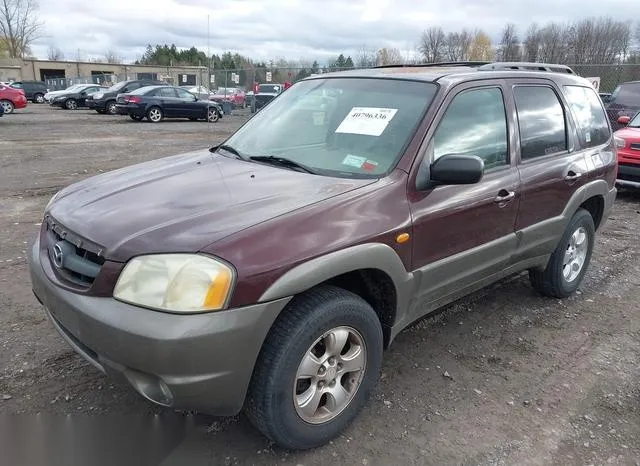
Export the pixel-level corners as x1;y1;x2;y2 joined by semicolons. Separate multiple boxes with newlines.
373;61;492;69
477;62;575;74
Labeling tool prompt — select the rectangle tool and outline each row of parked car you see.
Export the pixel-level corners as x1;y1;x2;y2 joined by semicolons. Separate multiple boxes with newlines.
0;78;288;123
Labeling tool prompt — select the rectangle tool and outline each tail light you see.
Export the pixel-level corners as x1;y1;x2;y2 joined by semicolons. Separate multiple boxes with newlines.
124;95;141;104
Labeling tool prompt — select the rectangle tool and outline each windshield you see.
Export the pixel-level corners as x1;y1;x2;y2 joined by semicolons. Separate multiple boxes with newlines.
223;77;438;178
629;112;640;128
258;85;281;93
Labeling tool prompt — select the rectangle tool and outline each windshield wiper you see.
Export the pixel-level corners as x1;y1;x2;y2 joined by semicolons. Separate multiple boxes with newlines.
213;144;246;160
249;156;317;174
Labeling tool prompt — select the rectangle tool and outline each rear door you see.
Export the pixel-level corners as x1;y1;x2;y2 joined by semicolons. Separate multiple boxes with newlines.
508;79;590;263
152;87;179;116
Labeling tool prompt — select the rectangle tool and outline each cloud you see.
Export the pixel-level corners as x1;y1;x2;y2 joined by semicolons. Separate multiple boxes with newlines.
32;0;640;63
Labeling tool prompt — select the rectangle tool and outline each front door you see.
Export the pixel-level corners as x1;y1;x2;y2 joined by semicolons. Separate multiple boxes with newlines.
174;87;200;118
408;81;521;315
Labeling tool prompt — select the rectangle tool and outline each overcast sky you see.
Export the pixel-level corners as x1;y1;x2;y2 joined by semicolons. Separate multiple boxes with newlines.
32;0;640;64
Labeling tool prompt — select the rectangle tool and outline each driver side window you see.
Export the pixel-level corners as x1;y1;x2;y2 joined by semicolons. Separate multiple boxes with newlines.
433;87;508;171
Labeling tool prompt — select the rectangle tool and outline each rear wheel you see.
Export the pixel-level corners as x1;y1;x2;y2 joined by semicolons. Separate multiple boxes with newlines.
245;285;383;450
34;93;45;104
0;100;14;114
146;106;163;123
106;100;117;115
529;208;595;298
65;99;78;110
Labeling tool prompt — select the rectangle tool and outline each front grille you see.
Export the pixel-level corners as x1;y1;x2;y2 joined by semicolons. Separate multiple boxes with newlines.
630;143;640;151
44;216;105;287
254;95;274;104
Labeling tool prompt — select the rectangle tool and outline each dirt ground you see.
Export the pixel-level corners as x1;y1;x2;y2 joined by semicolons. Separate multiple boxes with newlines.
0;104;639;466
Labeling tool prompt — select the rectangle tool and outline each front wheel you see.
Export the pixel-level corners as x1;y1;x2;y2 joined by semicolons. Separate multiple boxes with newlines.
529;208;595;298
0;100;14;114
245;285;383;450
207;107;220;122
34;93;45;104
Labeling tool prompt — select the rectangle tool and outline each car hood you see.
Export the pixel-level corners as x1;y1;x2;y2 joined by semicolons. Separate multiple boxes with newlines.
615;126;640;141
47;149;375;262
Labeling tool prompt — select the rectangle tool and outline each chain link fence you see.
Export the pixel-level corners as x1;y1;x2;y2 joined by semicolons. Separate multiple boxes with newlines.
44;63;640;95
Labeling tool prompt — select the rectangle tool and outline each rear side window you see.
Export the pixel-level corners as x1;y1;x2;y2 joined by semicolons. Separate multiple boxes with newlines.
563;85;611;147
514;86;567;160
433;87;508;170
154;87;176;98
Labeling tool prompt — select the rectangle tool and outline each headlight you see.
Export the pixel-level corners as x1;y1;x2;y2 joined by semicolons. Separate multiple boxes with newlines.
113;254;234;313
614;136;626;149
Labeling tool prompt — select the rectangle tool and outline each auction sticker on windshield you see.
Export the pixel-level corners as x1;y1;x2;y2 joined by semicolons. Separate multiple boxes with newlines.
335;107;398;136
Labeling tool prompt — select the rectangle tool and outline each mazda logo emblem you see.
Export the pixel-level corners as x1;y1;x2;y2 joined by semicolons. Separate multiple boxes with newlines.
53;244;64;268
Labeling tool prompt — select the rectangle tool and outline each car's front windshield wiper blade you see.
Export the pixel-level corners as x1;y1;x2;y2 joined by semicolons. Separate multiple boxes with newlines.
249;155;317;174
213;144;246;160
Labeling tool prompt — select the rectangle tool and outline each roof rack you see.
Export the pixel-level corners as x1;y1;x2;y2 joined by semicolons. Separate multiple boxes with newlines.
477;62;575;74
373;61;492;69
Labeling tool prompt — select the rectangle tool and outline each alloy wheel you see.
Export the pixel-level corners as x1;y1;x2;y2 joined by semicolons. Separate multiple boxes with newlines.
563;226;588;282
293;326;366;424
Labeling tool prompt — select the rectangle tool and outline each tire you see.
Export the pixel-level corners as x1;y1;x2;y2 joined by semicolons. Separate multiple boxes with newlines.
129;114;144;121
0;100;14;114
106;100;117;115
65;99;78;110
207;107;220;123
34;93;45;104
146;106;163;123
529;208;595;298
245;285;383;450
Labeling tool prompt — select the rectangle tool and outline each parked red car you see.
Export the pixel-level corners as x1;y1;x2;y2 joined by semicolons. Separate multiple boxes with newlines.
613;113;640;188
0;84;28;113
209;87;247;108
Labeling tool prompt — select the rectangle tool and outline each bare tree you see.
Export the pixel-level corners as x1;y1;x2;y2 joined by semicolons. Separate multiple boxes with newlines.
523;23;541;62
376;47;403;66
498;23;521;61
0;0;44;58
567;17;632;64
355;45;378;68
419;26;446;62
47;45;63;61
103;49;121;64
538;22;569;63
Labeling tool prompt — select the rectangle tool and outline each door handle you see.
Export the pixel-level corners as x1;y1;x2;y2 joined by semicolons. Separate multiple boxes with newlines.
494;190;515;203
564;171;582;182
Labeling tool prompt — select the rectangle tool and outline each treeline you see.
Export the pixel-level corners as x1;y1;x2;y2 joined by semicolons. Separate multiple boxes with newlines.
135;44;357;86
417;17;640;65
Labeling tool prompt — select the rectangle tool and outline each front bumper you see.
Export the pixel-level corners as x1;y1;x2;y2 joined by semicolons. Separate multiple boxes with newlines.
616;163;640;189
28;235;291;415
86;99;105;110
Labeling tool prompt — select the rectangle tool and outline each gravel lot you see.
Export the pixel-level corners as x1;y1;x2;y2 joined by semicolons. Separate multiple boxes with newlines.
1;104;639;465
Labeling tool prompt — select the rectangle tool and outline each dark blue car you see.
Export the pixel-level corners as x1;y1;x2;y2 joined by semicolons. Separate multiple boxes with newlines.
115;85;223;123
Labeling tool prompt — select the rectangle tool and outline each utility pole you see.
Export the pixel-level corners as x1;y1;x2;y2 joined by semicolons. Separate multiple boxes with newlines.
207;15;211;89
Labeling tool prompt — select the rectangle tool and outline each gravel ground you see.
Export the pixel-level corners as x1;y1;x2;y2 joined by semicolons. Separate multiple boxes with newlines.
0;104;639;465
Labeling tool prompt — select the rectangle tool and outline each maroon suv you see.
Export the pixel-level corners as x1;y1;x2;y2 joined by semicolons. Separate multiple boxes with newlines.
28;61;617;450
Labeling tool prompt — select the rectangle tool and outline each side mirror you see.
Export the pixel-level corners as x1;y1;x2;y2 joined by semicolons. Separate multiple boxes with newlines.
416;154;484;190
618;115;631;126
